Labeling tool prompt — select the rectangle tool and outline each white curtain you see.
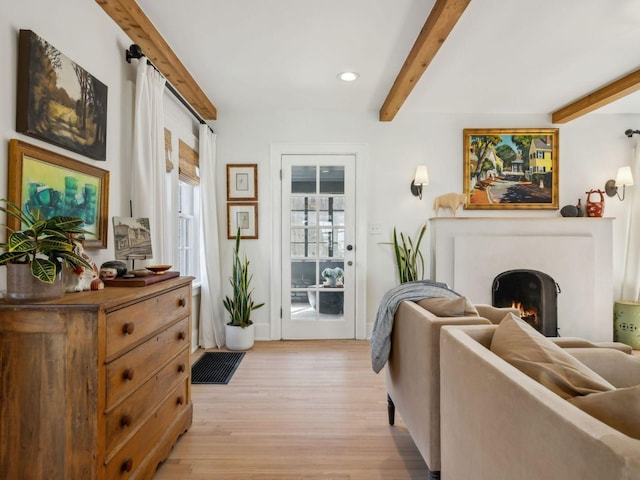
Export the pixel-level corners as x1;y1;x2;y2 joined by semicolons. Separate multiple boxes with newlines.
621;138;640;301
131;60;169;264
198;125;226;348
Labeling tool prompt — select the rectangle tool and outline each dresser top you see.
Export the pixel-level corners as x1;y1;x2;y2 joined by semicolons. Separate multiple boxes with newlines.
0;276;193;310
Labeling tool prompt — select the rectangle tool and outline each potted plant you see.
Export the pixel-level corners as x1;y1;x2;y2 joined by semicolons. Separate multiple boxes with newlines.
321;266;344;287
223;229;264;350
390;223;426;284
0;199;93;302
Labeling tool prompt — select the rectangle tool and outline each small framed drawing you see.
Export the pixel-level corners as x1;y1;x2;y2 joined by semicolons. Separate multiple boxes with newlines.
113;217;152;260
463;128;559;210
8;139;110;248
227;202;258;239
227;164;257;200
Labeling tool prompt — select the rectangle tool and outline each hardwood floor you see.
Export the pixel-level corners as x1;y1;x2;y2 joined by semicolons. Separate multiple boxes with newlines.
154;340;427;480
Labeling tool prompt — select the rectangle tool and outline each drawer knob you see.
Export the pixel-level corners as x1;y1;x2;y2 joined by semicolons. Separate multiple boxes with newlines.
178;363;186;373
121;458;133;473
120;414;132;428
122;322;135;335
178;331;186;341
177;395;185;406
178;297;187;307
122;369;135;381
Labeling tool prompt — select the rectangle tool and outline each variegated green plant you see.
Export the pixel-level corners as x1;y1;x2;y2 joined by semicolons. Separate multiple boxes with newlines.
0;199;93;284
223;229;265;328
391;224;426;284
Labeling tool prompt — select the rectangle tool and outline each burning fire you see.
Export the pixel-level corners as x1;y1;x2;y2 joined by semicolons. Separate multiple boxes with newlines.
512;301;539;326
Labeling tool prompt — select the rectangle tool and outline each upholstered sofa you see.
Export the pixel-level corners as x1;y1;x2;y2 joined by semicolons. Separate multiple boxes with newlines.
384;297;633;479
440;323;640;480
385;298;519;478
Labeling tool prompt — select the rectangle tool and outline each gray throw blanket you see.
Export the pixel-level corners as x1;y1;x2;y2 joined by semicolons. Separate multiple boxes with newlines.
370;280;460;373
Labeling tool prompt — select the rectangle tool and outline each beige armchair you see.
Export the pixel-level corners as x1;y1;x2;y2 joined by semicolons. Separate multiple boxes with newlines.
384;299;632;479
385;299;517;479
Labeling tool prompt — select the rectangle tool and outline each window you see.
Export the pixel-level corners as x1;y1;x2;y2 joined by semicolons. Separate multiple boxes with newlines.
178;181;201;282
164;92;202;285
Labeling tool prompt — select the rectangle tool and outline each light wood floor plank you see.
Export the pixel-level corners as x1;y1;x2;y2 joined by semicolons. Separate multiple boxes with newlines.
154;340;427;479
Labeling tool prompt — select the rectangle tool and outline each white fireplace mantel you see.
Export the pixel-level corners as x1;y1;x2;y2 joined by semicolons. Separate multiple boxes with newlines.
429;217;613;341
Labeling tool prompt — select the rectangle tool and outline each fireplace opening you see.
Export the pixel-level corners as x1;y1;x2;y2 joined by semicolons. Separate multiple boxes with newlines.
492;269;561;336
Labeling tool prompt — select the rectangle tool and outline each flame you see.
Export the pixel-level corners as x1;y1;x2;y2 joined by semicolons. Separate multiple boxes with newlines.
511;301;539;326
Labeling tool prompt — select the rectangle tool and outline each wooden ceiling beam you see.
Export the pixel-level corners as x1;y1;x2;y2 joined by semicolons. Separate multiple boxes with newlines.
379;0;471;122
552;68;640;124
96;0;217;120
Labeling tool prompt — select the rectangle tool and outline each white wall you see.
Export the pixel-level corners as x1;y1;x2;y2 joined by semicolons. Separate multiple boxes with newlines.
0;0;134;288
213;110;640;338
2;1;639;342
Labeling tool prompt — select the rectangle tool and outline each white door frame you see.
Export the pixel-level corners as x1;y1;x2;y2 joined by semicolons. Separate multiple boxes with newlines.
270;143;368;340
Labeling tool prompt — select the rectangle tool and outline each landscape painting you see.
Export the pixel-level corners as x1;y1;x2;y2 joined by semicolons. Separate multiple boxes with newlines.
463;128;559;210
17;29;108;160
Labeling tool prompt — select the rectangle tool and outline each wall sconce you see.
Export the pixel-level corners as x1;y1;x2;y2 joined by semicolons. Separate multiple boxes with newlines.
605;166;634;201
410;165;430;199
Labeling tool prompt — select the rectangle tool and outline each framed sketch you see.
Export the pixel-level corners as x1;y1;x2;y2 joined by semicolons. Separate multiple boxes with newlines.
112;217;152;260
463;128;559;210
8;139;110;248
17;29;108;161
227;202;258;239
227;164;257;200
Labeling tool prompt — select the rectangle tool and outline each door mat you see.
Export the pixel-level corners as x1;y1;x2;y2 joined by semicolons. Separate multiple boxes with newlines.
191;351;245;384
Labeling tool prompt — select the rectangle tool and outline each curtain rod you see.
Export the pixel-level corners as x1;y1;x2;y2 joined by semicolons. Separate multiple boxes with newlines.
125;44;214;135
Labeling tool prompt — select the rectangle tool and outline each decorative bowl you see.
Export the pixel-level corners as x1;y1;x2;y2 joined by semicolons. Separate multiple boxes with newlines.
131;269;150;277
145;264;172;275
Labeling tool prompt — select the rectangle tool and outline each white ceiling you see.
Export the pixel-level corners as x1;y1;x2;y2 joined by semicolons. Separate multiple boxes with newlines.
135;0;640;119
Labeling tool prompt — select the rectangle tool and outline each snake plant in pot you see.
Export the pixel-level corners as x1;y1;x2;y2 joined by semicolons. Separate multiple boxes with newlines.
391;223;426;284
0;199;93;302
223;229;265;350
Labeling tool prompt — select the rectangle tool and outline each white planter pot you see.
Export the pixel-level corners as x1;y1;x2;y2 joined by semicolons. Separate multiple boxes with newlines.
225;323;254;351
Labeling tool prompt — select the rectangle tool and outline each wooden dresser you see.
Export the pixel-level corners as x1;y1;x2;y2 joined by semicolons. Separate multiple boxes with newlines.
0;276;193;480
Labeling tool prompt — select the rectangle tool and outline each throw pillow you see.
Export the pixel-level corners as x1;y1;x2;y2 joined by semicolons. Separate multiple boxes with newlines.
490;313;615;399
416;296;479;317
569;385;640;439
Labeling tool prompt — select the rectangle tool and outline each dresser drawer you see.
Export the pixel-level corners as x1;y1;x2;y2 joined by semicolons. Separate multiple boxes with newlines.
106;317;189;408
105;347;189;456
105;379;190;480
106;285;191;361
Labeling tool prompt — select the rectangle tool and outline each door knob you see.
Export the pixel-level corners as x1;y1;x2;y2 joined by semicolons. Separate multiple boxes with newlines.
346;245;353;251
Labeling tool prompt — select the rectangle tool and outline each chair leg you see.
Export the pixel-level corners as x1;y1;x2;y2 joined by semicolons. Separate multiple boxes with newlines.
387;394;395;425
427;469;441;480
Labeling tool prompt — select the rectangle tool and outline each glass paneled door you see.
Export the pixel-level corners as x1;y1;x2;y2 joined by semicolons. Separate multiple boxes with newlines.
281;154;356;339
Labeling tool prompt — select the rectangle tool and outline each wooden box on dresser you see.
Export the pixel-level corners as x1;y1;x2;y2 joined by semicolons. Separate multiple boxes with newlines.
0;276;194;480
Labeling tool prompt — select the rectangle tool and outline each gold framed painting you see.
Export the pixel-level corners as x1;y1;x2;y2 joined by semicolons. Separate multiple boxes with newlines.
8;139;110;248
463;128;559;210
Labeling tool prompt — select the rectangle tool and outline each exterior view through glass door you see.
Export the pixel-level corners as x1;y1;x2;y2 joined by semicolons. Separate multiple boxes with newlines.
281;154;356;339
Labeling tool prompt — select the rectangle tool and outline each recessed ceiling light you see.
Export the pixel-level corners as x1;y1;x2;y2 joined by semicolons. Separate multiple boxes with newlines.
337;71;360;82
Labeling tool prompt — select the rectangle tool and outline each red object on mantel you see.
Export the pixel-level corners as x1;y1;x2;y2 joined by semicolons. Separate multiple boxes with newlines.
103;270;180;287
585;189;605;217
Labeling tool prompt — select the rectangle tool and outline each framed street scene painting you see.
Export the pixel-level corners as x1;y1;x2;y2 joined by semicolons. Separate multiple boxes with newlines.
463;128;559;210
